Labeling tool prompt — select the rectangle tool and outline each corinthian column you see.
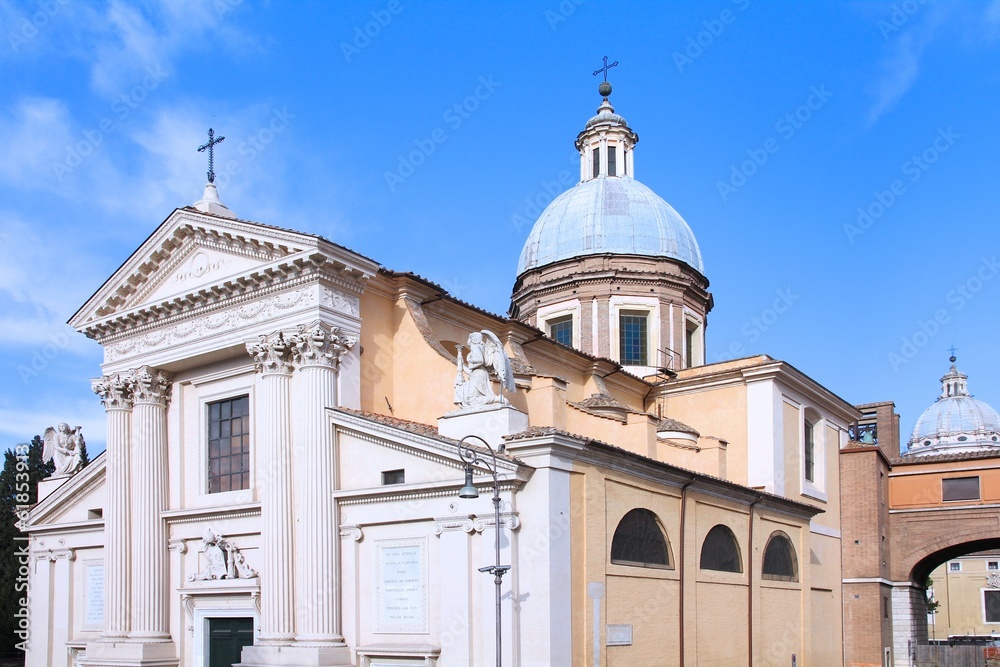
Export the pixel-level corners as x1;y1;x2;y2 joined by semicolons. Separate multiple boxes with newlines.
289;324;353;644
127;366;171;640
246;332;297;645
92;374;133;640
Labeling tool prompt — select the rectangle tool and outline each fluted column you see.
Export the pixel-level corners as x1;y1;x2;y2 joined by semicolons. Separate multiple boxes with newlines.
128;366;171;639
247;332;297;645
289;324;353;644
92;374;133;639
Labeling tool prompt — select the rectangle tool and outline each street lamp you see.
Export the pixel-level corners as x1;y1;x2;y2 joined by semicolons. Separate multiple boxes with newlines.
458;435;510;667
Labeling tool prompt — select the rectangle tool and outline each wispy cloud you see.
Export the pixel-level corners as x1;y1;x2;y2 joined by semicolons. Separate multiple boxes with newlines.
866;2;1000;125
0;98;73;188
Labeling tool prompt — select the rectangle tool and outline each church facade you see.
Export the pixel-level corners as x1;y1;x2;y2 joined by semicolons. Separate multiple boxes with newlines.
24;84;856;666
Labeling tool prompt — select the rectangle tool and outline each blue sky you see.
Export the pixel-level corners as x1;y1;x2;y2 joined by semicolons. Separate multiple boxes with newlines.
1;0;998;454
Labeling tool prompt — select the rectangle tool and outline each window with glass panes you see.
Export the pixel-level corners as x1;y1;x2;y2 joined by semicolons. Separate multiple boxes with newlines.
207;395;250;493
619;312;648;366
804;420;815;483
608;146;617;176
548;316;573;347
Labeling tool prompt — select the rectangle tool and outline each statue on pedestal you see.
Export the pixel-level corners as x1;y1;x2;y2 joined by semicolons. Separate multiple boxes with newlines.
453;330;515;408
42;423;84;477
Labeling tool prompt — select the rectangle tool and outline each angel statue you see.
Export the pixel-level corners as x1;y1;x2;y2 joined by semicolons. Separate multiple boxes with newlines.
42;423;84;477
454;330;515;408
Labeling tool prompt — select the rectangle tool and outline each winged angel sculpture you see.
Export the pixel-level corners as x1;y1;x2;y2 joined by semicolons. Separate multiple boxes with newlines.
454;330;515;408
42;423;84;477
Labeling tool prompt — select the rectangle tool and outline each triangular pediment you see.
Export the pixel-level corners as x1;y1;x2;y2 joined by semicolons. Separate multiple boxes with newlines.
130;239;282;310
27;453;107;528
329;408;530;494
69;207;378;342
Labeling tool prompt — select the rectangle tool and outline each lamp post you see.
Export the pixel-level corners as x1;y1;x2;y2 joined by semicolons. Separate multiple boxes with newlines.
458;435;510;667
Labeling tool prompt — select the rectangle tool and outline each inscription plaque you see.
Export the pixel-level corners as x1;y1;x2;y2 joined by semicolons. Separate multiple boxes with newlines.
85;563;104;627
376;540;427;633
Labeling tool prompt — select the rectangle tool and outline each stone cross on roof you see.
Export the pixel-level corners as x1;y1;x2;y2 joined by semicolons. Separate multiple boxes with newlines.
197;128;225;184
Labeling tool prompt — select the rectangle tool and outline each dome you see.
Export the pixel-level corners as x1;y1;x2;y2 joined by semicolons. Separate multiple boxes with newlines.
905;359;1000;456
516;176;704;276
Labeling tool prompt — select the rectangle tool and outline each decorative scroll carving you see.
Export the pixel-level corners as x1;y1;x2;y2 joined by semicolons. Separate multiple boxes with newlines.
129;365;172;405
92;373;133;410
42;424;84;477
246;332;293;376
339;525;364;542
187;529;258;581
290;323;355;369
433;517;476;537
987;572;1000;589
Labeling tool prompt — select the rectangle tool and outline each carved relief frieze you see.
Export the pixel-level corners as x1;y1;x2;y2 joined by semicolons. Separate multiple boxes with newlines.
105;287;318;363
321;286;360;317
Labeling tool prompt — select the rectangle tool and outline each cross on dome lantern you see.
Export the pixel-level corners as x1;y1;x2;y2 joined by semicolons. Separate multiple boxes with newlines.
592;55;618;99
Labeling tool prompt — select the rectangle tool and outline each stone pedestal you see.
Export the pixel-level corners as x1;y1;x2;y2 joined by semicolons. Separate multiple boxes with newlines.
78;639;177;667
237;645;353;667
438;404;529;449
37;474;73;502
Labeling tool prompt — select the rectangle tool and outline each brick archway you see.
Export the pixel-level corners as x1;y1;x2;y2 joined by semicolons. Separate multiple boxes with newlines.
842;445;1000;667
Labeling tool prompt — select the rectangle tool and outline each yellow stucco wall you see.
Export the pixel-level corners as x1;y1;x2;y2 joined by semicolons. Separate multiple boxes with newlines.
928;556;1000;639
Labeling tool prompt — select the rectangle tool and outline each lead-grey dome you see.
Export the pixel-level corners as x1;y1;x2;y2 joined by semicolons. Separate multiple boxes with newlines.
516;176;704;276
906;359;1000;456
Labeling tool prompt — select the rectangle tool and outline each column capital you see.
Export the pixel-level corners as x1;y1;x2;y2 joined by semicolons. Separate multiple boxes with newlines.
129;365;172;406
247;332;294;376
92;373;133;410
290;322;356;369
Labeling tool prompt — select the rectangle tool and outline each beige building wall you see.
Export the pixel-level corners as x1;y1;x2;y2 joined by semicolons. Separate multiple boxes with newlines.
928;554;1000;639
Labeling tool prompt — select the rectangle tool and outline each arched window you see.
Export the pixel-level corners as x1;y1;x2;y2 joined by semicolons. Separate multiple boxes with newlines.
700;524;742;573
761;531;798;582
610;509;672;569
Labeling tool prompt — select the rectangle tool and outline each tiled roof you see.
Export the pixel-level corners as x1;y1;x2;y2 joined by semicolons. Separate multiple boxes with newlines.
891;448;1000;466
657;417;699;436
329;407;521;463
503;426;820;515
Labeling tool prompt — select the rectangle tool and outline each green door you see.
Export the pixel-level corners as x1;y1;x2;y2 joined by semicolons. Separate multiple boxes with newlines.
208;617;254;667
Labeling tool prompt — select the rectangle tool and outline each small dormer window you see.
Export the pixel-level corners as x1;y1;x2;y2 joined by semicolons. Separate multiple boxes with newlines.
608;146;617;177
592;147;600;178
